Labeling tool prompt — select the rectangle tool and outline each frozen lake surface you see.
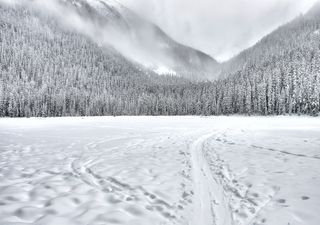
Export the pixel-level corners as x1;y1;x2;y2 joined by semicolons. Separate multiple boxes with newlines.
0;116;319;225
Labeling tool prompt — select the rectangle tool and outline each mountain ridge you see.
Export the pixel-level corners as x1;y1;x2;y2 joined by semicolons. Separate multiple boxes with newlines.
0;0;319;117
215;1;320;79
61;0;219;80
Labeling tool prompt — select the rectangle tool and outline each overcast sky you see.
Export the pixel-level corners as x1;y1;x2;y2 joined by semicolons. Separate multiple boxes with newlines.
121;0;317;62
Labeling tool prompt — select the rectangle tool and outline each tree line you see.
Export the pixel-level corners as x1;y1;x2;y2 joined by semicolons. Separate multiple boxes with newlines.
0;4;319;117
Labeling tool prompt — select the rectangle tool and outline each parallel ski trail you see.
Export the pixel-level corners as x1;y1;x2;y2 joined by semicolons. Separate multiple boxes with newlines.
190;133;233;225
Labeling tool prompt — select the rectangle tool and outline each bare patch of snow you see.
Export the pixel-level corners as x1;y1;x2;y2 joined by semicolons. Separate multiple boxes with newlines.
100;0;123;8
153;66;177;76
85;0;104;9
85;0;123;10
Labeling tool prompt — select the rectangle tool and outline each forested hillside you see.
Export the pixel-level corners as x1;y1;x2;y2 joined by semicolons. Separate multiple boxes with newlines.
0;4;190;117
214;3;320;115
0;2;319;117
61;0;219;80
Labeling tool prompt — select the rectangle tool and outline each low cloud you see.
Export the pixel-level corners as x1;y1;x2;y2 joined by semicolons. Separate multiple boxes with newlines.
1;0;175;70
122;0;317;61
2;0;317;65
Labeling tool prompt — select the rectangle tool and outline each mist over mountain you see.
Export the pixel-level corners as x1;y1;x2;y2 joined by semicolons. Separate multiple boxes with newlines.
122;0;317;62
217;1;320;79
210;1;320;115
26;0;219;80
307;0;320;19
0;0;319;117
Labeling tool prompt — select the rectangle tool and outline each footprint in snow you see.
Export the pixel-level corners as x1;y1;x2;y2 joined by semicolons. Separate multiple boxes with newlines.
276;199;286;204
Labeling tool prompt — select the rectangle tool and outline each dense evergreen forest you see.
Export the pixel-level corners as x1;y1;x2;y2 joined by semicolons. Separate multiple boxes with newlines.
0;3;319;117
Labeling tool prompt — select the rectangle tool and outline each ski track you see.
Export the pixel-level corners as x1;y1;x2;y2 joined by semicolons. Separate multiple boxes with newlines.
0;116;319;225
190;133;233;225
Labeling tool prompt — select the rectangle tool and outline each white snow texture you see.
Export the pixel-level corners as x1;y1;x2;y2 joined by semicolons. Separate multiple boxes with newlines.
0;116;319;225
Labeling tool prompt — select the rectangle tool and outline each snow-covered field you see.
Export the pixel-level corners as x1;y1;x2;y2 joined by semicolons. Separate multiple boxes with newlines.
0;116;319;225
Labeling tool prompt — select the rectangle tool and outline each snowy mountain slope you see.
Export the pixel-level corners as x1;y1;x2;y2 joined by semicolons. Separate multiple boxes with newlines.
58;0;219;80
217;1;320;79
0;0;218;80
201;2;320;115
0;3;195;117
0;0;319;117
